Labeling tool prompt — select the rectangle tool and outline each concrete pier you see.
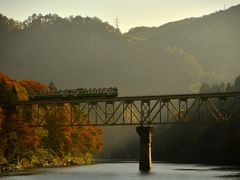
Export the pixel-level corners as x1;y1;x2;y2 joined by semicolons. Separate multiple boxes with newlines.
136;126;153;172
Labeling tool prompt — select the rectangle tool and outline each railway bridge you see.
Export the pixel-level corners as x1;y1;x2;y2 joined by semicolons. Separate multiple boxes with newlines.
15;92;240;171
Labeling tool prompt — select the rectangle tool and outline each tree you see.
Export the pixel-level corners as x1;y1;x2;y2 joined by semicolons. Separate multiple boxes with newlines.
1;73;104;166
68;126;103;157
48;81;57;91
199;82;210;93
234;75;240;91
211;83;218;92
226;82;233;92
218;82;225;92
42;105;69;158
0;82;39;163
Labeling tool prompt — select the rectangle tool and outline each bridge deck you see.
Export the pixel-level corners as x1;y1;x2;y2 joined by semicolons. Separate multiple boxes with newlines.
15;92;240;104
14;92;240;127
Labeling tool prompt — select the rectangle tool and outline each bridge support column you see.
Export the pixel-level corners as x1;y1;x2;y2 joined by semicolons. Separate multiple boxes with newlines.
136;126;153;172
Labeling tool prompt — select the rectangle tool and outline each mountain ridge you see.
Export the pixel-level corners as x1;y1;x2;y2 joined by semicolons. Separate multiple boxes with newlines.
126;4;240;81
1;4;239;95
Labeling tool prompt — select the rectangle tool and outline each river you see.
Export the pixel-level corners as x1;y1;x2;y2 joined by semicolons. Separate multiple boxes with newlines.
1;163;240;180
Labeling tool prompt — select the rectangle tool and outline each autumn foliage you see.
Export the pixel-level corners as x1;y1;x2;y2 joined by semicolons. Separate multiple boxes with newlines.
0;72;28;101
0;72;103;167
18;79;49;92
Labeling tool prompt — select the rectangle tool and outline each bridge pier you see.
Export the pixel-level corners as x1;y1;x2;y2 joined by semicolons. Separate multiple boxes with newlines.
136;126;153;172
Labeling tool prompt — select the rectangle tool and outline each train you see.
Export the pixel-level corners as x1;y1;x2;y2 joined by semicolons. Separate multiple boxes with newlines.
28;87;118;100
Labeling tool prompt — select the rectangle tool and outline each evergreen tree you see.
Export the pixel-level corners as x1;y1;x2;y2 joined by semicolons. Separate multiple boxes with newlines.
234;75;240;91
226;82;233;92
199;83;210;93
218;82;225;92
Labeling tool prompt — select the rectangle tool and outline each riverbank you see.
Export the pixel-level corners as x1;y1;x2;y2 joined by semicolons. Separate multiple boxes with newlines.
0;158;89;176
0;163;23;174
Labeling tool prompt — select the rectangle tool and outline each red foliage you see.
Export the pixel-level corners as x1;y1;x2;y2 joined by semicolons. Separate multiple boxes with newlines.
68;126;103;156
0;72;13;86
1;72;103;160
18;79;48;91
0;72;28;100
0;107;4;129
12;114;40;147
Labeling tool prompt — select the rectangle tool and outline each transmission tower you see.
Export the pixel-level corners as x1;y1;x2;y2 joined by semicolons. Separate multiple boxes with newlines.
115;17;119;30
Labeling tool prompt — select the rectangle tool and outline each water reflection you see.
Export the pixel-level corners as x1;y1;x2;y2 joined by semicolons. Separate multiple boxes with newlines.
1;163;240;180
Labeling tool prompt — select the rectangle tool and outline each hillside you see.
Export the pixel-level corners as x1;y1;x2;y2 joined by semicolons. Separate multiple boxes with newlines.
0;13;219;96
127;4;240;80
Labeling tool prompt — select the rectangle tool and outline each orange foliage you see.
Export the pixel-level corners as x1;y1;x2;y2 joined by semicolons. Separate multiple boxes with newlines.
12;114;40;147
1;71;103;160
0;107;4;128
0;72;28;100
68;126;103;156
18;79;48;92
0;72;49;101
13;82;29;100
0;72;13;86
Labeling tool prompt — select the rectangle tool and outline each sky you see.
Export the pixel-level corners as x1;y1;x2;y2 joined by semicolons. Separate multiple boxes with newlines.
0;0;240;32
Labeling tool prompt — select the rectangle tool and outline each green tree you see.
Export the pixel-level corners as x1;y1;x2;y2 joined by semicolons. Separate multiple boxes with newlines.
211;83;218;92
218;82;225;92
199;82;210;93
234;75;240;91
226;82;233;92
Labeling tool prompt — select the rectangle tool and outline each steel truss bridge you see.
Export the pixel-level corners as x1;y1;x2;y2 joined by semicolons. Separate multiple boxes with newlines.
15;92;240;127
14;91;240;171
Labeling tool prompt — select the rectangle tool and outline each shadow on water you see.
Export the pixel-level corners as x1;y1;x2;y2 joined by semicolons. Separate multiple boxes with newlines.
174;168;211;171
218;173;240;178
169;164;240;179
212;166;240;178
0;170;42;177
139;171;153;176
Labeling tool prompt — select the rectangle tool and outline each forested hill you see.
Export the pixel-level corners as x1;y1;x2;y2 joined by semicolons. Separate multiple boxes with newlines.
1;5;239;95
0;12;219;96
127;4;240;80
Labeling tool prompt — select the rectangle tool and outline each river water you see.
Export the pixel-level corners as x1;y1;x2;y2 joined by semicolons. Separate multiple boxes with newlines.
1;163;240;180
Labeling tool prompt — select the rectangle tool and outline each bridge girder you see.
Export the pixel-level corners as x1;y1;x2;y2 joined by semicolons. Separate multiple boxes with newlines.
15;92;240;127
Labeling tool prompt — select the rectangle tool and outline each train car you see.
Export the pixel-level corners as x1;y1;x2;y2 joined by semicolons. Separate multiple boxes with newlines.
28;87;118;100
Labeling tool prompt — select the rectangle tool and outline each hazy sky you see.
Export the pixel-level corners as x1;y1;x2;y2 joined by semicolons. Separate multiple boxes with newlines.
0;0;240;32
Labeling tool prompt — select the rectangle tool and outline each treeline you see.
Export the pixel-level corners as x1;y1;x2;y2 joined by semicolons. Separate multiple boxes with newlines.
199;75;240;93
153;121;240;164
0;72;103;172
153;75;240;164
